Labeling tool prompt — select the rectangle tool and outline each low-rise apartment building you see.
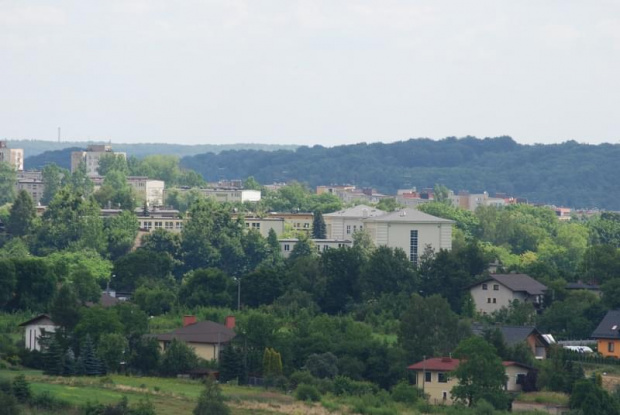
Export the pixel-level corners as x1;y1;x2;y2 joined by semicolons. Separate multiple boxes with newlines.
279;238;353;257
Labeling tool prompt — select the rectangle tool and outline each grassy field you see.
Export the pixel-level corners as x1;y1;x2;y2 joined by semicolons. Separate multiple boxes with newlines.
0;369;323;415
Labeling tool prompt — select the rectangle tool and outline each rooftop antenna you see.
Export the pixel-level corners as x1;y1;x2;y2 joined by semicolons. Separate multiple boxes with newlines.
57;127;61;143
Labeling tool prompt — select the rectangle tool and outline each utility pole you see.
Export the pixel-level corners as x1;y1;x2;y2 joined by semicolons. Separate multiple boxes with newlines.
422;355;426;394
237;277;241;311
58;127;61;143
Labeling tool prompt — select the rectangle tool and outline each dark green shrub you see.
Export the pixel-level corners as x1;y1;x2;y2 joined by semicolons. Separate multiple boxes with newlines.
0;391;19;415
390;380;419;404
295;384;321;402
289;370;316;388
11;374;30;403
332;376;378;397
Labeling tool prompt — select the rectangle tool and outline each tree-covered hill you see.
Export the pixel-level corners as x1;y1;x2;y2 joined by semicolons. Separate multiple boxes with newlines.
180;136;620;210
12;140;298;160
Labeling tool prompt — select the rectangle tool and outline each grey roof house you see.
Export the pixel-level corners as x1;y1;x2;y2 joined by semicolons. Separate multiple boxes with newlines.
472;324;552;359
469;274;547;315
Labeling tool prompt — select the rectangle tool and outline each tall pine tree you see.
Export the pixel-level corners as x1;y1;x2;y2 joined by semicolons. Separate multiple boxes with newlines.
312;211;326;239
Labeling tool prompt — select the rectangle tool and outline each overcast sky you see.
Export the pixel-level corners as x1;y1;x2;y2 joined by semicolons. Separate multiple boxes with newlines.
1;1;619;146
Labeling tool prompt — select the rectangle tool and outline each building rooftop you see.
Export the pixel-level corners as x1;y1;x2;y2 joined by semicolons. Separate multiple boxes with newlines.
407;357;460;371
592;310;620;340
363;208;454;224
153;320;236;344
324;205;386;219
472;274;547;296
471;324;550;347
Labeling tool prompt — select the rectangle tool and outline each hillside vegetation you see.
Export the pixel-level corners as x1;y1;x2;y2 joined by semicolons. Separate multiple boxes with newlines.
181;136;620;209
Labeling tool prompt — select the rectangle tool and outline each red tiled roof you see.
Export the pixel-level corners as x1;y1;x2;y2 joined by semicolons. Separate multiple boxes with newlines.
407;357;460;371
407;357;533;372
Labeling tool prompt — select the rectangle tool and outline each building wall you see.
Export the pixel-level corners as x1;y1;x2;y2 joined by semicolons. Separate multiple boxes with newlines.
324;217;367;240
0;148;24;171
139;217;184;233
24;323;56;351
244;218;285;238
269;213;313;234
158;341;222;361
71;148;126;176
505;365;527;392
412;370;458;405
201;189;261;203
279;239;353;258
364;222;452;264
597;339;620;358
16;180;45;205
128;179;165;206
470;281;522;314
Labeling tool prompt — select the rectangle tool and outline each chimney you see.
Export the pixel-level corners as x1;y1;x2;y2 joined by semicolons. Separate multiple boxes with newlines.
225;315;236;329
183;315;197;327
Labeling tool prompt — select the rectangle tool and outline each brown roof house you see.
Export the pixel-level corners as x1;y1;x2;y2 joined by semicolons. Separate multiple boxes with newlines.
152;315;236;362
469;274;547;315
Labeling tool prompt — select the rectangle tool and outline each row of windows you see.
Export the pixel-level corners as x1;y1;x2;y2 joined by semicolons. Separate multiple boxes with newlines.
482;284;500;291
487;298;497;304
410;230;419;266
293;223;311;228
141;221;183;230
246;223;261;229
414;372;449;384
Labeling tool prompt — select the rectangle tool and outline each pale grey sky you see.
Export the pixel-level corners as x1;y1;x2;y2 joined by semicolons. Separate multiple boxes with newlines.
1;1;619;146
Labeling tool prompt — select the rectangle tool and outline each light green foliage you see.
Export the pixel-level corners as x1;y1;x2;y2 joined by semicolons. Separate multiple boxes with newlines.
419;201;480;238
295;384;321;402
262;347;283;377
69;161;94;196
36;188;105;254
97;153;129;176
589;212;620;247
451;337;509;409
50;284;81;329
0;238;30;259
133;283;176;316
94;170;136;210
46;249;113;286
243;176;261;190
261;182;342;213
0;162;16;205
433;184;451;204
375;198;403;212
390;380;419;404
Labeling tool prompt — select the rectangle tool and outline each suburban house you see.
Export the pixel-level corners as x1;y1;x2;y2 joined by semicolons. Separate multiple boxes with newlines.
591;310;620;358
324;205;386;240
407;357;531;404
152;316;236;362
472;324;553;360
19;314;58;351
469;274;547;315
362;208;454;266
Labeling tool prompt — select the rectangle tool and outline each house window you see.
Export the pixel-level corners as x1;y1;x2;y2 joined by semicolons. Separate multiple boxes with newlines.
323;245;329;252
482;284;488;290
410;230;419;266
487;298;491;303
346;225;351;234
284;244;290;252
493;284;499;291
442;391;448;400
165;221;173;230
492;298;497;304
425;372;431;383
609;342;615;353
516;374;526;385
438;373;448;383
303;223;310;228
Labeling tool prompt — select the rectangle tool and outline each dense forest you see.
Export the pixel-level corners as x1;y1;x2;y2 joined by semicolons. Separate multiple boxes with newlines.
18;140;297;169
181;136;620;210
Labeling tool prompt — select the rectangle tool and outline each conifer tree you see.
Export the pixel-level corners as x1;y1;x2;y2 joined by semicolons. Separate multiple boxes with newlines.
312;211;326;239
219;346;241;383
43;334;65;376
81;335;105;376
63;349;76;377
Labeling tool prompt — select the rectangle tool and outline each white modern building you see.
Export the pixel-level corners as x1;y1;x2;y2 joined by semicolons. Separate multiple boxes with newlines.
242;217;286;238
71;144;127;177
0;141;24;171
128;177;165;206
196;188;261;203
363;208;454;266
324;205;386;240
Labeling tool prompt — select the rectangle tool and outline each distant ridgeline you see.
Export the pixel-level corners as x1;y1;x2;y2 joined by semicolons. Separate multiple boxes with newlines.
20;141;298;170
180;136;620;210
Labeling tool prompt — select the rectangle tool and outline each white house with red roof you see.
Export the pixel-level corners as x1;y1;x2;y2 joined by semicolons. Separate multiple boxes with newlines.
407;357;532;405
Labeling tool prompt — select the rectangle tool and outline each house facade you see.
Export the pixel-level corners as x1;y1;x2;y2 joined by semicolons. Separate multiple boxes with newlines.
407;357;531;405
0;141;24;171
279;238;353;257
469;274;547;315
19;315;57;351
152;316;236;362
592;310;620;358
